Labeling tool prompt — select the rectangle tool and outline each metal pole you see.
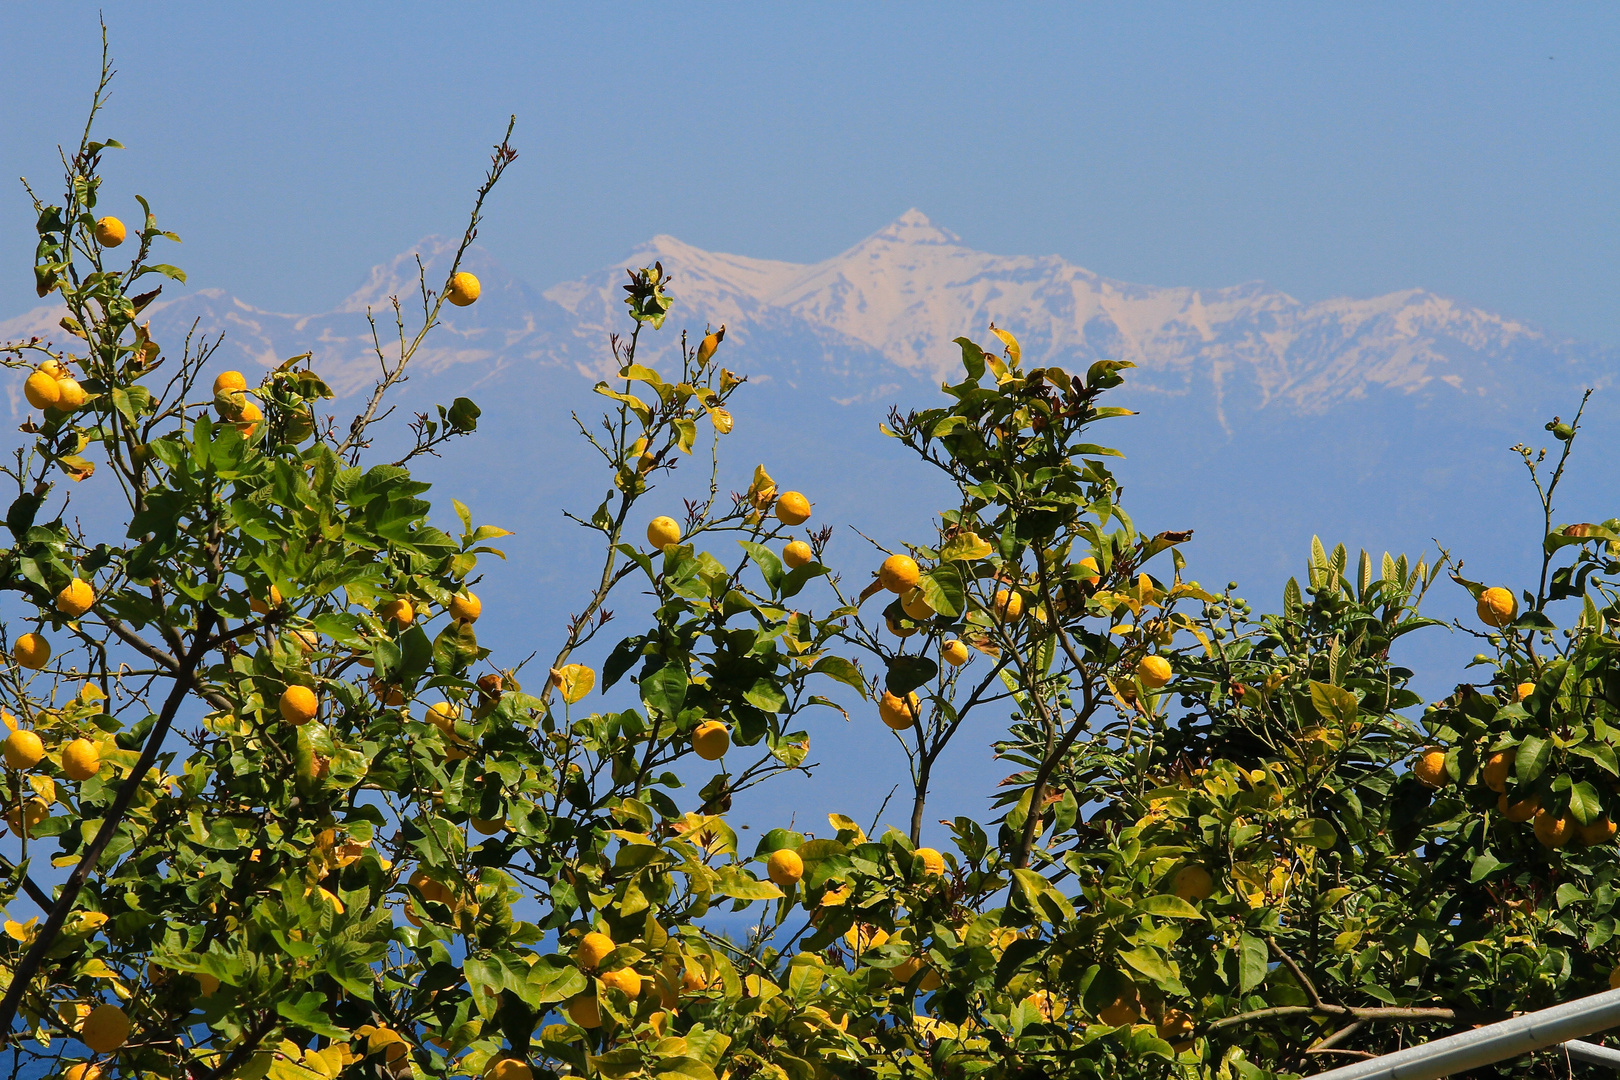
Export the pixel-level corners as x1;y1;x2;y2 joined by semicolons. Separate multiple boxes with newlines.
1307;988;1620;1080
1565;1039;1620;1070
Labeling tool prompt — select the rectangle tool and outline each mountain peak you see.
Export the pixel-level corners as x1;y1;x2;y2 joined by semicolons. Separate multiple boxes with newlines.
867;209;960;247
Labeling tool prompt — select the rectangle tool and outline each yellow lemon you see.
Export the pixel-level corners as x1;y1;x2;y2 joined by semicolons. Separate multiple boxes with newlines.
1482;750;1512;793
782;540;813;569
470;816;505;836
1515;681;1535;702
213;371;247;396
24;370;61;410
879;690;920;730
5;798;47;836
1477;587;1517;628
1138;655;1172;689
916;847;945;876
56;578;95;617
62;738;100;781
55;378;88;411
691;720;730;760
901;589;934;621
4;730;44;770
425;702;459;734
446;271;481;307
992;589;1024;620
1533;806;1574;849
248;584;283;614
941;639;970;667
681;965;709;993
279;685;319;726
1157;1008;1194;1042
767;848;804;887
80;1003;130;1053
774;491;811;525
193;972;220;997
1413;748;1448;788
577;931;615;969
599;967;642;999
885;612;916;638
1579;817;1617;847
647;516;682;549
1172;864;1214;902
449;592;481;622
879;554;919;594
235;401;263;438
484;1058;531;1080
1500;793;1539;822
14;633;50;669
65;1063;102;1080
380;598;414;627
94;216;126;247
567;995;601;1029
1097;989;1140;1027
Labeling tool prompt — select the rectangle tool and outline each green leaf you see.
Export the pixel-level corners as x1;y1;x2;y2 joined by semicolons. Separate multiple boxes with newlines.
714;865;782;901
640;663;688;718
1238;933;1268;993
739;541;784;594
446;397;480;431
1309;681;1357;727
1138;894;1204;919
1291;818;1338;850
1570;780;1604;826
938;531;994;562
884;655;938;696
919;563;964;618
1517;736;1551;784
810;656;865;695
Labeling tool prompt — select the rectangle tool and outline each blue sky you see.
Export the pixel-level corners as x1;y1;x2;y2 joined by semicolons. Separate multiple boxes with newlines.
2;3;1618;347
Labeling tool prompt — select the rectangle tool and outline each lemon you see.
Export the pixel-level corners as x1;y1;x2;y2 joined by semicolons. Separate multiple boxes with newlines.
1157;1008;1194;1042
647;516;682;549
1515;681;1535;702
80;1003;129;1053
470;816;505;835
681;965;709;993
1578;817;1616;847
1137;655;1172;689
94;216;126;247
1077;556;1100;584
1482;750;1512;793
1477;587;1517;628
14;633;50;669
1500;793;1539;822
484;1058;532;1080
885;612;916;638
55;378;88;411
235;401;263;438
4;730;44;770
446;271;481;307
879;554;919;594
1413;748;1448;788
567;995;601;1029
766;848;803;887
1533;806;1573;848
193;972;220;997
449;592;481;622
213;371;247;396
577;930;615;969
1097;989;1140;1027
5;798;47;836
279;685;319;726
62;738;100;780
65;1064;102;1080
915;847;945;876
774;492;811;525
1172;864;1214;902
782;540;813;569
691;720;730;760
992;589;1024;620
380;598;414;626
599;968;641;999
879;690;920;730
248;584;282;614
56;578;95;617
900;589;934;621
24;370;61;411
425;702;459;734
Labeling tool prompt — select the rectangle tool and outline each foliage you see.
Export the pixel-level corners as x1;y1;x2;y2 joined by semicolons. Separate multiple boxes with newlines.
1;40;1618;1080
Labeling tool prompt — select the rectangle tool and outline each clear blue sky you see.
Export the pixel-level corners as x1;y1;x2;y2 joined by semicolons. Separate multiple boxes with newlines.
3;3;1618;345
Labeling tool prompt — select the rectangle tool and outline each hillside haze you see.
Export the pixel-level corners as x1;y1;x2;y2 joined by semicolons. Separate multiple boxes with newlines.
3;213;1613;835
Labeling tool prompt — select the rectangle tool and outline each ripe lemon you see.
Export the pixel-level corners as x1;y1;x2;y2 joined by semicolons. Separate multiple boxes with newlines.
1172;864;1214;902
56;378;88;411
1157;1008;1194;1042
235;401;263;438
1097;989;1141;1027
879;690;920;730
24;370;61;410
992;589;1024;620
885;612;916;638
279;685;319;726
94;216;126;247
80;1003;130;1053
782;540;813;569
1533;806;1574;848
1413;748;1448;788
449;592;481;622
1138;655;1172;689
567;995;601;1029
56;578;95;617
647;516;682;549
599;968;642;999
1482;750;1512;793
774;492;811;525
213;371;247;396
425;702;459;734
62;738;100;780
5;798;47;836
1477;587;1517;628
4;729;44;770
681;965;709;993
15;633;50;670
193;972;220;997
65;1063;102;1080
37;359;64;379
484;1058;532;1080
1515;682;1535;702
380;598;414;626
916;847;945;876
446;271;481;307
893;957;924;983
941;639;970;667
577;930;616;969
248;584;282;614
691;720;730;760
766;848;804;887
470;816;505;835
1579;817;1617;847
879;555;919;594
1077;556;1100;584
1500;793;1539;822
901;589;934;621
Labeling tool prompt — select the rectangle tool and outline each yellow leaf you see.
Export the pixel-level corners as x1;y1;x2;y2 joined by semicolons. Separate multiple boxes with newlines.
4;918;35;943
549;664;596;705
988;324;1021;367
28;776;56;804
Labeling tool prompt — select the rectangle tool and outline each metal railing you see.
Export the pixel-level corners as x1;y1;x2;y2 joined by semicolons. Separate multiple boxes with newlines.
1308;988;1620;1079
